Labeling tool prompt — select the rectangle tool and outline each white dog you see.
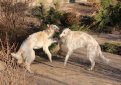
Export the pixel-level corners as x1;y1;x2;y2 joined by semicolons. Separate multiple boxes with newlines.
60;28;109;70
11;24;59;73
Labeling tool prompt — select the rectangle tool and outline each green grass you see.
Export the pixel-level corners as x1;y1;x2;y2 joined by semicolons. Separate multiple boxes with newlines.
101;42;121;55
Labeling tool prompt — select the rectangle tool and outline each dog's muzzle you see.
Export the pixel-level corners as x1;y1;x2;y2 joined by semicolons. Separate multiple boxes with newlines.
59;35;64;39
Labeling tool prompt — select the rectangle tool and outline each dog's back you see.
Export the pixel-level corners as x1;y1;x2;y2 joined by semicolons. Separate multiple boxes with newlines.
64;31;98;50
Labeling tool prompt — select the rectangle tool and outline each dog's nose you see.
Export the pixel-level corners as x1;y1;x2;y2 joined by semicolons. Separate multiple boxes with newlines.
58;36;62;40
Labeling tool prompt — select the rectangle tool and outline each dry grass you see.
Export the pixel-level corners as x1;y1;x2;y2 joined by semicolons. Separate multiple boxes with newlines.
0;34;37;85
0;1;47;84
0;0;33;43
0;0;43;49
0;34;62;85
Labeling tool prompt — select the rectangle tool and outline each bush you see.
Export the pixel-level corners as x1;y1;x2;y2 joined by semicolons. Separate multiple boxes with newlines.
109;2;121;27
31;6;43;17
60;12;80;27
101;0;112;9
0;1;29;43
69;24;81;31
44;7;62;24
32;7;62;25
80;16;95;27
94;9;110;32
101;42;121;55
94;0;121;32
54;0;64;10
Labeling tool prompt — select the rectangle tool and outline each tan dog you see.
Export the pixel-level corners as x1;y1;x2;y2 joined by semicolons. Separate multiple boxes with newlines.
60;28;109;70
11;24;59;73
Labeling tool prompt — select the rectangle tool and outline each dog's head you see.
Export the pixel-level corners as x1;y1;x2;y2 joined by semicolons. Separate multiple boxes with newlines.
59;28;71;39
47;24;60;32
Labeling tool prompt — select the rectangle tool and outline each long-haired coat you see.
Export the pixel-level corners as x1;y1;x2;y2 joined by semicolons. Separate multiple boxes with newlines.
60;28;109;70
11;24;59;73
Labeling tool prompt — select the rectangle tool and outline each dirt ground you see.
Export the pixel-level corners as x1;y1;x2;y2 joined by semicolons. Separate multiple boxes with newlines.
29;34;121;85
31;50;121;85
61;3;96;16
0;3;120;85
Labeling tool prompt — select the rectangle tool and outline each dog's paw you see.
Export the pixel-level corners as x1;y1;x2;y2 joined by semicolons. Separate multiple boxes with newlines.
87;67;94;71
88;68;92;71
64;63;67;66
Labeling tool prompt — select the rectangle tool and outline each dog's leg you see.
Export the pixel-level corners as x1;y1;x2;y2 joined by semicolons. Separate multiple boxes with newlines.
25;50;35;73
43;47;52;62
87;46;96;70
25;62;33;73
64;50;73;66
88;56;95;71
18;59;23;64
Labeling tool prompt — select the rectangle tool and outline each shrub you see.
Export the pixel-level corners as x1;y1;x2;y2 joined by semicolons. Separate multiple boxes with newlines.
80;16;95;27
32;7;62;25
109;2;121;27
101;42;121;55
31;6;43;17
101;0;112;9
0;1;29;43
69;24;81;31
94;8;111;32
54;0;64;10
88;0;101;10
44;7;62;25
94;0;121;32
60;12;80;27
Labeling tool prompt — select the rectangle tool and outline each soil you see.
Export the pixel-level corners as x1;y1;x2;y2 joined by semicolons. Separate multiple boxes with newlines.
30;34;121;85
61;3;96;16
1;2;121;85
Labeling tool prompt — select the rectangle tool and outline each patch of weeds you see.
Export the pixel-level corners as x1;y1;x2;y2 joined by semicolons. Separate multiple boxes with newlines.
101;42;121;55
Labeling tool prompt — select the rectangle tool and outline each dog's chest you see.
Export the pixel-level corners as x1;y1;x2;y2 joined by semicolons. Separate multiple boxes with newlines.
33;38;53;49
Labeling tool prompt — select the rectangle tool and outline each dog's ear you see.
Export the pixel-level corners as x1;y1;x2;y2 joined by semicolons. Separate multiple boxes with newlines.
47;24;52;28
67;28;71;31
47;24;50;27
65;28;70;33
66;28;71;35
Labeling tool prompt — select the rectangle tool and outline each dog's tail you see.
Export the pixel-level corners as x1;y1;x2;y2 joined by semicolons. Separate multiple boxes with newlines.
98;46;110;63
11;52;23;64
11;52;21;60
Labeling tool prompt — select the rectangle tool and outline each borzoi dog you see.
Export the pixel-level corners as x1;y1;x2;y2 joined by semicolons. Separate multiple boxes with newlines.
11;24;59;73
60;28;109;70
